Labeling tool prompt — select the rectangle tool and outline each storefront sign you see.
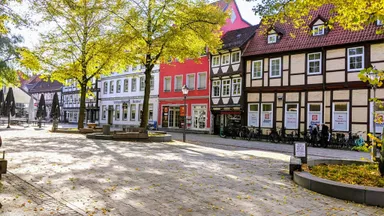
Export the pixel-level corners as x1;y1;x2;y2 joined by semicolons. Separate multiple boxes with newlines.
285;112;298;129
248;112;259;127
334;113;348;131
180;105;186;117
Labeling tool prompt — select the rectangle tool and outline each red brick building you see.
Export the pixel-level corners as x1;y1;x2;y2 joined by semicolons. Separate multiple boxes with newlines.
158;0;252;133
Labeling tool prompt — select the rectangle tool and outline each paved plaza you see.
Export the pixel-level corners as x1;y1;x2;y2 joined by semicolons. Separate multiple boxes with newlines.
0;127;382;215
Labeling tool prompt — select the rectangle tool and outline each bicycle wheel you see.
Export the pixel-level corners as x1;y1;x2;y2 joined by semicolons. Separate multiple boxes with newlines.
248;132;254;141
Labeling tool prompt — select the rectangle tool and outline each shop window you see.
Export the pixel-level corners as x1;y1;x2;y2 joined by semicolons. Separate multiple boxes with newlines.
307;52;322;74
232;78;241;96
212;80;221;97
123;103;128;120
270;58;281;77
110;80;114;93
231;51;241;64
261;103;273;128
130;104;136;121
252;60;263;79
131;78;137;92
348;47;364;71
370;102;384;133
164;77;171;92
221;53;230;65
124;79;129;92
307;103;322;128
193;105;206;129
115;105;120;120
332;102;349;131
187;74;195;90
175;75;182;91
285;104;298;129
117;80;121;93
222;79;231;97
212;55;220;67
248;104;259;127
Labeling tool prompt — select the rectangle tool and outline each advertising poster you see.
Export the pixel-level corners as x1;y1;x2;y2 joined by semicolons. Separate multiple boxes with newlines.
261;112;272;128
248;112;259;127
308;113;321;127
334;113;348;131
285;112;298;129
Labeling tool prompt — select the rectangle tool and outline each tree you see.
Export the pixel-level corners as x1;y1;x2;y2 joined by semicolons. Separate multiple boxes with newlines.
36;94;46;128
114;0;227;128
3;87;15;128
32;0;134;129
50;92;60;131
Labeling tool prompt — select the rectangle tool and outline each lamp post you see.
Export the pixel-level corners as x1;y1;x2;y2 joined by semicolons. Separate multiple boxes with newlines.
182;85;189;142
367;66;378;161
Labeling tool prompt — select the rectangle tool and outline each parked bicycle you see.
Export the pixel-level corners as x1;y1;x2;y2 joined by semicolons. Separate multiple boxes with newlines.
248;126;262;141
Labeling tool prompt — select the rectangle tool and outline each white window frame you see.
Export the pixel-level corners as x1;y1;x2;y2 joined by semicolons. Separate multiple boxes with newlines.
307;103;323;129
231;51;241;64
150;75;154;90
103;82;108;94
102;105;106;120
212;80;221;98
269;57;281;78
312;25;325;36
131;78;137;92
307;52;322;75
123;79;129;92
231;77;241;96
164;76;171;92
197;72;207;90
139;76;145;91
109;80;114;93
377;19;383;26
261;103;273;128
284;103;299;129
212;55;220;67
267;34;277;44
221;53;230;65
252;60;263;79
115;105;121;120
174;75;183;91
186;73;195;90
347;47;364;71
222;79;231;97
130;104;136;121
248;103;259;127
332;102;349;132
116;80;122;93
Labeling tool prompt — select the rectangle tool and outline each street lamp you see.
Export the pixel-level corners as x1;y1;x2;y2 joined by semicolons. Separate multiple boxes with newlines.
367;66;378;161
182;85;189;142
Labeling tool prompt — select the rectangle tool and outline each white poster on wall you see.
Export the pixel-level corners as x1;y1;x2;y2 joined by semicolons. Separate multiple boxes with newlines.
285;112;298;129
308;113;321;127
375;111;384;133
261;112;272;128
333;112;348;131
248;112;259;127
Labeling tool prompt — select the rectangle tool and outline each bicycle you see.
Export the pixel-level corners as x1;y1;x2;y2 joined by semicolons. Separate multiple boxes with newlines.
354;131;365;147
268;128;281;143
248;126;262;141
238;126;250;140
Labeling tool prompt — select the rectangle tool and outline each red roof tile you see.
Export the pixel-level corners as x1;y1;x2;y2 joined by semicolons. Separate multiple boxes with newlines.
243;4;384;57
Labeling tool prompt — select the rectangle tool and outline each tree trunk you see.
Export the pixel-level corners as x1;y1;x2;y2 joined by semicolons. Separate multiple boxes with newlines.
7;113;10;128
140;65;154;128
78;84;87;129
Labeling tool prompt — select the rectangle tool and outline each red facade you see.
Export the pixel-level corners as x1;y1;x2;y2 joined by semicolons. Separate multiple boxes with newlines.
158;0;251;132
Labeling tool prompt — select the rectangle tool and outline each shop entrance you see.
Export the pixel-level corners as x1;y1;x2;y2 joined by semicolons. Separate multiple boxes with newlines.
168;107;180;128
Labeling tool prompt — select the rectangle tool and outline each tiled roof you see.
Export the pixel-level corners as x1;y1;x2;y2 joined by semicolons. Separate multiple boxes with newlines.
243;4;384;57
29;79;63;93
221;25;259;50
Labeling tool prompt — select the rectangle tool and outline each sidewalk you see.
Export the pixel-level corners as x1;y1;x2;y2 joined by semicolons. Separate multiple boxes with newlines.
169;132;372;161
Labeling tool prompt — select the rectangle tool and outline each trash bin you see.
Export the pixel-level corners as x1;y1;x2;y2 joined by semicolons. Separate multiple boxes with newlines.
103;125;110;135
153;121;158;130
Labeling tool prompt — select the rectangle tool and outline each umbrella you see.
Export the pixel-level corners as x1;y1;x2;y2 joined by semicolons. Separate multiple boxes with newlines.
50;92;60;120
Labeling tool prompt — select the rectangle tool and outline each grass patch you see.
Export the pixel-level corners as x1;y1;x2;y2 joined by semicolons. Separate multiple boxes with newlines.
305;163;384;187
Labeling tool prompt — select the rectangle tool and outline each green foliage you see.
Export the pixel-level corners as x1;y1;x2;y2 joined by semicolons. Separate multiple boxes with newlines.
351;145;370;152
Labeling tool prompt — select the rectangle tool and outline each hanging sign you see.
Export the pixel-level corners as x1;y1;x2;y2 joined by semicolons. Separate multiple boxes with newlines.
180;105;186;117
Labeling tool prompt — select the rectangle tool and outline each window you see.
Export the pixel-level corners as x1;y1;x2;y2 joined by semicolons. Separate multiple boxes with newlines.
285;104;298;129
150;76;154;90
348;47;364;71
212;56;220;67
187;74;195;90
102;105;106;120
116;80;121;93
231;51;240;64
164;77;171;92
212;80;221;97
222;79;231;97
308;103;322;128
261;103;273;128
378;19;383;26
124;79;128;92
109;81;114;93
252;60;263;79
175;75;182;91
131;78;137;92
140;77;145;91
149;104;153;121
248;104;259;127
123;103;128;120
333;103;349;131
115;105;120;120
232;78;241;96
197;73;206;89
268;34;277;44
307;52;322;74
312;25;325;36
103;82;108;94
221;53;230;65
270;58;281;77
130;104;136;121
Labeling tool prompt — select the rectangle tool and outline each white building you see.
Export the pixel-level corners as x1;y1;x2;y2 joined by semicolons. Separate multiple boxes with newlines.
99;65;160;128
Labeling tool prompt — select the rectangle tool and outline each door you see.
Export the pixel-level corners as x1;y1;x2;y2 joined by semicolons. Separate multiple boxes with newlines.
193;105;207;129
213;114;220;135
168;107;180;128
108;105;113;125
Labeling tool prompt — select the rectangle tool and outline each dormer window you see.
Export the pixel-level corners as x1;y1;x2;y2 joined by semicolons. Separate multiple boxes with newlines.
377;19;383;26
312;25;325;36
268;34;277;44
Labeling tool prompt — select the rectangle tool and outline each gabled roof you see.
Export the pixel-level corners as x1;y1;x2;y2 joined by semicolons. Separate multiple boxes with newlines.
28;79;63;93
212;0;252;26
243;4;384;57
221;25;259;50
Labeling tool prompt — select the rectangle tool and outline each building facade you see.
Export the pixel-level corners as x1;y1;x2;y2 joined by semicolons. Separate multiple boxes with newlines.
62;78;100;124
210;25;258;134
98;65;160;127
243;5;384;139
158;0;251;133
